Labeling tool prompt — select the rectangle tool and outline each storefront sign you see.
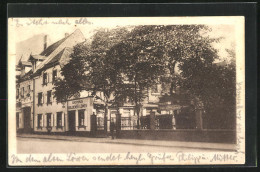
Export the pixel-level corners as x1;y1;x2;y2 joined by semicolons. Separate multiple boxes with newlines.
68;98;88;110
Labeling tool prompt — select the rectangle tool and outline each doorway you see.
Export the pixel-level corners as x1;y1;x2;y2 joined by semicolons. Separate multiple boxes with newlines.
23;107;31;132
68;111;76;131
16;112;19;130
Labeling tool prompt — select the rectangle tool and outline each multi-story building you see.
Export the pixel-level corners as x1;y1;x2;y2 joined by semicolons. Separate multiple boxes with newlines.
16;29;184;134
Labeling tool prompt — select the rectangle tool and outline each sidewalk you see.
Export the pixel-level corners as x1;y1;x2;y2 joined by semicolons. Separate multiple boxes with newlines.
17;133;236;151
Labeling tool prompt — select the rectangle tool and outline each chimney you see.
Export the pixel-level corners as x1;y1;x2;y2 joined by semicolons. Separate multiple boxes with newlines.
65;33;69;37
43;35;48;50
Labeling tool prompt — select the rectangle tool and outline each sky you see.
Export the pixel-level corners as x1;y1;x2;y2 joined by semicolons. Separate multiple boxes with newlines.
10;17;237;63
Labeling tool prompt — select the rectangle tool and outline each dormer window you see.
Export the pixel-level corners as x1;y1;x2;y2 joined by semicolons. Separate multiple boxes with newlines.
43;73;47;85
52;70;57;82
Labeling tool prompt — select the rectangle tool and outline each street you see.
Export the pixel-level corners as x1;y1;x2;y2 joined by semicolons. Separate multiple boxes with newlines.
17;137;226;154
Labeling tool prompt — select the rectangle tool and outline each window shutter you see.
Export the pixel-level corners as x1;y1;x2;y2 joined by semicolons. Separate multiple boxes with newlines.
35;115;38;127
51;92;54;103
42;93;45;104
61;113;64;126
57;70;59;78
84;110;87;126
42;114;44;127
49;73;52;83
52;114;54;126
47;73;49;83
54;113;57;127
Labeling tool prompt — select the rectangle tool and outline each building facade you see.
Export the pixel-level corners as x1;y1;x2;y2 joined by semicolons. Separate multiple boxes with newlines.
16;29;190;135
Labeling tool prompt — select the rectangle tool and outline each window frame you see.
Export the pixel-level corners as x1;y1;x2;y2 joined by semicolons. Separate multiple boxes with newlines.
37;114;43;129
46;113;52;128
38;92;43;106
21;87;24;98
78;109;85;128
43;72;48;85
56;112;63;129
16;88;19;98
47;90;52;105
52;70;57;83
27;85;31;97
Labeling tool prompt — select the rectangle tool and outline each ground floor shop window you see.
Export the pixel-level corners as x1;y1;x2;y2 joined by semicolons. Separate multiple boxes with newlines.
57;112;62;128
97;117;104;130
37;114;43;129
78;110;85;127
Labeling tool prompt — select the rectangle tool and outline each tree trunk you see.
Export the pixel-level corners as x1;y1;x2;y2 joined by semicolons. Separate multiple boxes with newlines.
134;76;140;129
169;61;177;96
170;82;174;96
104;104;108;133
136;103;141;129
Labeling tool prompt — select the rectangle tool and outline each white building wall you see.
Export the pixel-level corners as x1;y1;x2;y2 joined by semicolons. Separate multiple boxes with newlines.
34;65;67;132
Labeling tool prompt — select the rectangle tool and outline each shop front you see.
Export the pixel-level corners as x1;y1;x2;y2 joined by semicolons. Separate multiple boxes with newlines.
67;97;93;132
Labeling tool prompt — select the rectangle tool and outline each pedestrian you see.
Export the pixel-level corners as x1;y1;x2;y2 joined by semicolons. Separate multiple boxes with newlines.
110;120;115;140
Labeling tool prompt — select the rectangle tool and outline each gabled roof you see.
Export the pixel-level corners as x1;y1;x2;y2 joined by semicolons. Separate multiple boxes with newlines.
40;47;73;70
40;37;67;57
34;29;86;73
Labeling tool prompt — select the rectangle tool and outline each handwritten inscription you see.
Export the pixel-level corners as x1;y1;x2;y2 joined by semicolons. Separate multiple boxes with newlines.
124;152;144;164
26;154;41;163
13;18;93;27
10;154;22;164
147;152;174;164
176;152;206;164
210;154;237;162
67;153;89;162
235;82;245;155
43;153;63;162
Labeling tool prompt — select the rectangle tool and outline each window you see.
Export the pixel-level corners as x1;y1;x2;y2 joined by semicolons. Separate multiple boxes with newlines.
37;114;43;128
38;92;43;105
16;88;19;98
57;112;62;128
52;70;57;82
21;87;24;97
43;73;47;85
27;85;31;97
47;113;52;127
78;110;85;126
47;90;52;105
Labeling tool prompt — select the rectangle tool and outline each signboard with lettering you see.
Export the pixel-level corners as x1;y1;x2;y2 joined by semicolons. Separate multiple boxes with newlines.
68;98;89;110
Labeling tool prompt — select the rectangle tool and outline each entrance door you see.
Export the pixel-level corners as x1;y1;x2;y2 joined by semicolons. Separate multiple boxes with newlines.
16;112;19;130
68;111;76;131
23;107;31;132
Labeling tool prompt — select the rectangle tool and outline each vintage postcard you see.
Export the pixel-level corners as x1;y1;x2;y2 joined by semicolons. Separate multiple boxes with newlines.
8;17;245;166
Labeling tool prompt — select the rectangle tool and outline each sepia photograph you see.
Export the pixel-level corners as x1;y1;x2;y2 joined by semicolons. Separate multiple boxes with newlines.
8;17;245;165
